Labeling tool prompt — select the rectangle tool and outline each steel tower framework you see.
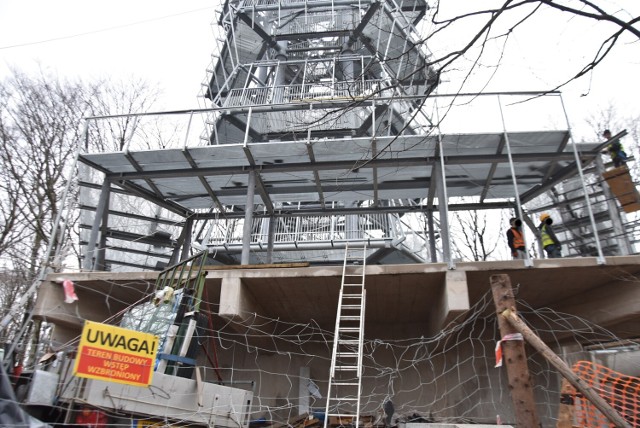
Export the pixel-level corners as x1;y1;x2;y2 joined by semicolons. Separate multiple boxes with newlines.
77;0;636;271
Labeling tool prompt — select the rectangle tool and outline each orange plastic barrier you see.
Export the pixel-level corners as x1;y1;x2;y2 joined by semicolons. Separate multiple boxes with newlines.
571;360;639;427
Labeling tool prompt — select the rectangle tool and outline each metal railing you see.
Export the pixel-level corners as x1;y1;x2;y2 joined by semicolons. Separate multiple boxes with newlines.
201;213;402;246
223;80;382;108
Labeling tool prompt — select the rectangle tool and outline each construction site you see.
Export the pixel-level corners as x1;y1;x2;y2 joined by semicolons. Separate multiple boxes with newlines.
2;0;640;427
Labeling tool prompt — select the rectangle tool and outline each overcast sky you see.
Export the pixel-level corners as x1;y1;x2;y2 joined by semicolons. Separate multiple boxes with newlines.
1;0;638;139
0;0;216;109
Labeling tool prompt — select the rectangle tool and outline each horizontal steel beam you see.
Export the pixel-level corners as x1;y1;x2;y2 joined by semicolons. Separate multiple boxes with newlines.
90;151;594;181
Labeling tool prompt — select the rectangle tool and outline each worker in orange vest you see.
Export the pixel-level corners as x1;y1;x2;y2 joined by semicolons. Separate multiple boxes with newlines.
506;217;526;259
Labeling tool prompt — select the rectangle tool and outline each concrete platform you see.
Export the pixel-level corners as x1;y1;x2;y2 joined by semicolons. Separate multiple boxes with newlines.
35;255;640;344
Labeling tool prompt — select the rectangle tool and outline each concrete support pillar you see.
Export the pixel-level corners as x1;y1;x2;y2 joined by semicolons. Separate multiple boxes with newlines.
219;276;262;321
428;270;470;336
241;171;256;265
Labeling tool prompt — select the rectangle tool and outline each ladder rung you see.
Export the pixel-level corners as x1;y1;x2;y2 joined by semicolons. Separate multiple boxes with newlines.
326;413;359;417
326;246;365;420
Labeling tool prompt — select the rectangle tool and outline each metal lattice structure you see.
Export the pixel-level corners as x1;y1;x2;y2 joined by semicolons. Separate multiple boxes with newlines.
77;0;636;271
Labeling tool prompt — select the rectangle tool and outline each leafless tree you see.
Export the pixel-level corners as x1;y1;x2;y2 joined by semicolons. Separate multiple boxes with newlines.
426;2;640;95
450;209;505;261
86;77;160;151
0;69;161;352
0;69;90;277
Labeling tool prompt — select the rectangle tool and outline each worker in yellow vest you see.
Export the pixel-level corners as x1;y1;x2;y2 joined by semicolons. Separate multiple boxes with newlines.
506;217;526;259
538;213;562;258
602;129;628;168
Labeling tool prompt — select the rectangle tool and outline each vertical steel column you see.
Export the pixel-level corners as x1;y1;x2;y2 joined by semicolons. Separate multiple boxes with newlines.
434;101;454;268
241;170;256;265
83;180;111;270
267;215;275;264
180;216;194;261
95;209;110;271
559;94;606;264
427;209;437;262
183;111;194;147
498;95;532;267
434;161;452;268
169;216;194;267
273;41;288;104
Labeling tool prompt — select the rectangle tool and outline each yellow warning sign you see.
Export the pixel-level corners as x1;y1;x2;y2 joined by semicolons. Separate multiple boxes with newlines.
73;321;158;386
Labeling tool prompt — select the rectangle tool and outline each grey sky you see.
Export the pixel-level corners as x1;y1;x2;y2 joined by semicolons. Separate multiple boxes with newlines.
1;0;638;138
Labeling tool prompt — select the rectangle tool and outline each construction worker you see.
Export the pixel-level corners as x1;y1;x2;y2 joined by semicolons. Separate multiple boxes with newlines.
603;129;628;168
538;213;562;258
506;217;526;259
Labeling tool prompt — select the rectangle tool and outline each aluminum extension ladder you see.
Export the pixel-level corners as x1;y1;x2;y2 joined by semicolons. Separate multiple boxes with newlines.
324;242;367;428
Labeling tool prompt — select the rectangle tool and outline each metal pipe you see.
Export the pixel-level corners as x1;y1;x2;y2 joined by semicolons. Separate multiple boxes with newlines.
498;95;532;267
241;171;256;265
559;94;605;264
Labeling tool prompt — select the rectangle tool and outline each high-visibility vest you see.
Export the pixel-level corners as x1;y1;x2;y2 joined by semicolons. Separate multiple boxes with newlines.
540;224;554;247
608;142;625;158
511;228;524;248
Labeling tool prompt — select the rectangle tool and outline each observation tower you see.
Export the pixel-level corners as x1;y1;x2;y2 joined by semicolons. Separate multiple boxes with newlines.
18;2;640;427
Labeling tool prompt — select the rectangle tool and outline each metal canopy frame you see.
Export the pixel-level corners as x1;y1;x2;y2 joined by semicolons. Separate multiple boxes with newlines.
80;130;601;220
77;122;613;271
78;0;633;270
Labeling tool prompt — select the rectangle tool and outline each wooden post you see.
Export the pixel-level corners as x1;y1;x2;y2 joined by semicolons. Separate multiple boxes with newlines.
556;378;576;428
490;274;541;427
500;307;632;428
